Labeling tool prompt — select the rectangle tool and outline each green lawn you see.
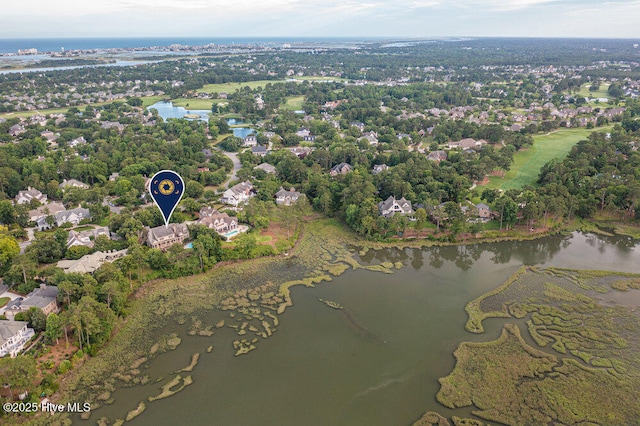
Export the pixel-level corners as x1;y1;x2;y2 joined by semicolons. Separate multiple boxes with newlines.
287;76;346;82
0;297;10;308
198;80;282;94
484;127;612;191
171;98;214;110
577;83;610;100
141;95;166;107
282;96;305;111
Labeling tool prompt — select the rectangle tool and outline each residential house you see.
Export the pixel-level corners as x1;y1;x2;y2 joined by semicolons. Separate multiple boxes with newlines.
9;124;25;137
378;196;414;218
427;150;448;162
252;145;268;156
475;203;493;219
220;181;255;207
55;207;91;227
28;202;65;222
5;284;59;317
40;131;58;143
397;133;412;142
0;321;34;358
68;136;87;147
447;138;486;149
372;164;389;175
254;163;277;174
287;147;314;158
362;131;379;145
350;122;365;132
296;128;311;138
198;208;239;235
66;226;109;248
302;135;316;142
275;187;303;206
100;121;125;131
145;224;190;251
243;135;258;147
15;187;47;205
59;179;89;190
56;249;128;274
330;162;352;176
109;172;120;181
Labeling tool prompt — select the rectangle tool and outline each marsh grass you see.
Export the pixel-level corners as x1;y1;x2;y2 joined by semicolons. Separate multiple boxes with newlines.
444;267;640;425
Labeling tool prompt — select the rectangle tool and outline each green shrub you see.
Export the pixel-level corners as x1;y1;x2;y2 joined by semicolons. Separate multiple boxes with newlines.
57;360;72;374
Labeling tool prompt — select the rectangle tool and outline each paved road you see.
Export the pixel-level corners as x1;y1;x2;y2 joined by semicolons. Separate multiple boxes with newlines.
221;151;241;189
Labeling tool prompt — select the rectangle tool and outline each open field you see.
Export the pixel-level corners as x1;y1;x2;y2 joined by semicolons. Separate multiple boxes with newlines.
199;77;345;95
170;98;214;110
484;127;612;190
281;95;305;111
198;80;282;94
577;82;610;100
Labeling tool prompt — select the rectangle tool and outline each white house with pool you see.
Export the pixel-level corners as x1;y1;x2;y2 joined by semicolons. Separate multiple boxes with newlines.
196;207;248;241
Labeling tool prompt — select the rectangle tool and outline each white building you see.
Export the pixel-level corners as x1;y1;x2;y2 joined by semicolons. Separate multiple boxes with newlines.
0;321;35;358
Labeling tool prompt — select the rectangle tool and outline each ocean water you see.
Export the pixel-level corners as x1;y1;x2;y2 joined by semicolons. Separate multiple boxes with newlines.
0;37;376;54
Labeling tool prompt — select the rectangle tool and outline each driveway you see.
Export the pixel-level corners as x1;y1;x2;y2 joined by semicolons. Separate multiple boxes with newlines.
220;151;241;189
19;227;35;254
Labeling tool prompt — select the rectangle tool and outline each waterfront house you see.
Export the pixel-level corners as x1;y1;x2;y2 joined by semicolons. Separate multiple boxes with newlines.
378;196;414;218
0;321;35;358
198;209;239;235
275;187;303;206
56;249;128;274
5;284;59;317
243;135;258;147
145;224;189;251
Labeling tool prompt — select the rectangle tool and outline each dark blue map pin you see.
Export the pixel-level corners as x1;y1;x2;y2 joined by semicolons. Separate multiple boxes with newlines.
149;170;185;227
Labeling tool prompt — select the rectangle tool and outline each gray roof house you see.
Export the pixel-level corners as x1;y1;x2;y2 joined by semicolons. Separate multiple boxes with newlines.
221;181;255;207
55;207;91;227
15;187;47;205
330;162;352;176
378;196;414;218
59;179;89;190
254;163;277;174
5;284;59;317
252;145;268;156
275;187;303;206
57;249;128;274
145;224;189;251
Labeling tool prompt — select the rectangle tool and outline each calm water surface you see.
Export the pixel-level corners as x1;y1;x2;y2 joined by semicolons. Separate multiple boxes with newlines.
93;232;640;425
147;101;210;122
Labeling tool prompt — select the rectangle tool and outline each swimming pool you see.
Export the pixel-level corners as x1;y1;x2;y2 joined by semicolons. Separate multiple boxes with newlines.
223;229;239;238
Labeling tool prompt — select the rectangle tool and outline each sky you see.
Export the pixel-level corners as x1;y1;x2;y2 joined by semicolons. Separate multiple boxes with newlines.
1;0;639;39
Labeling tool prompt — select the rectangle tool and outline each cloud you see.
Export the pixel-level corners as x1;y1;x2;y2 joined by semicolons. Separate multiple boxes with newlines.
1;0;639;38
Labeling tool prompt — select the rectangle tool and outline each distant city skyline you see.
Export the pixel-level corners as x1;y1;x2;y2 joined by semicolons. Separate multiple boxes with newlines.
1;0;639;39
